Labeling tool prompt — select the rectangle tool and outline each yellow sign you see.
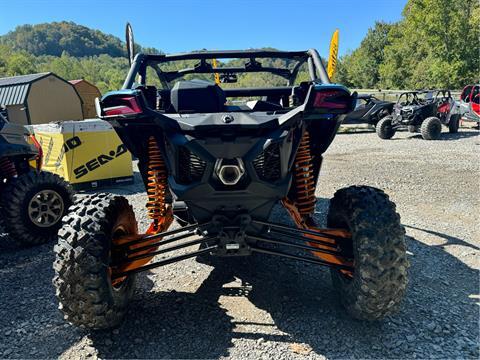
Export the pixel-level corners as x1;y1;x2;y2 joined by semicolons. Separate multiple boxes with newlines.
31;120;133;189
327;29;339;80
212;58;220;85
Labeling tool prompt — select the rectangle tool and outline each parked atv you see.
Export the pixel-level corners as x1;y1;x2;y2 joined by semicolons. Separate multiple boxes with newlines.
377;90;461;140
343;93;393;126
0;114;74;245
53;43;408;330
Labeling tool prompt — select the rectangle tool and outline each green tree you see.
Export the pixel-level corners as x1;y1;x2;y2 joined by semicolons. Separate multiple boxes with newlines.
380;0;479;89
5;51;36;76
342;22;393;88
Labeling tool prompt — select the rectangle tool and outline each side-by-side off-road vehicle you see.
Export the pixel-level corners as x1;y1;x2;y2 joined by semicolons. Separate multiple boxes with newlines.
376;90;461;140
53;46;408;330
0;114;73;245
343;93;393;126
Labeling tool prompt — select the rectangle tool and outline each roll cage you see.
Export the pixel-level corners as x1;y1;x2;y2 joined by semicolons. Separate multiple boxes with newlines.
122;49;330;90
433;89;452;102
397;91;428;106
397;90;452;107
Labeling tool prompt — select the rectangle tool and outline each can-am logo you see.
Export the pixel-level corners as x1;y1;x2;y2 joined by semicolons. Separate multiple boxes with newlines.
73;144;128;179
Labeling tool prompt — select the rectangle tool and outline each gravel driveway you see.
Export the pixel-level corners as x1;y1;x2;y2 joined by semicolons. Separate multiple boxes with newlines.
0;128;478;359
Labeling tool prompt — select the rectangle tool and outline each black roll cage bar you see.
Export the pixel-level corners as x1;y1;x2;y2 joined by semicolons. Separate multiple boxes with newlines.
397;90;452;105
122;49;330;89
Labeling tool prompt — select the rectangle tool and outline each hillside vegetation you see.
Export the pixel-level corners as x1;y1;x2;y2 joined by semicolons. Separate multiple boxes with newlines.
0;22;125;57
336;0;479;89
0;0;478;94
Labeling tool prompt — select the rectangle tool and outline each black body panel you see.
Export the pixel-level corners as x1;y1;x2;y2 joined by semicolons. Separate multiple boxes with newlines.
344;95;393;125
0;114;37;160
392;102;437;127
111;107;315;224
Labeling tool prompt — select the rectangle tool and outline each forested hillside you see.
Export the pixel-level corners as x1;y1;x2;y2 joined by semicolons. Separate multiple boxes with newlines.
0;22;164;92
0;0;478;94
0;22;126;57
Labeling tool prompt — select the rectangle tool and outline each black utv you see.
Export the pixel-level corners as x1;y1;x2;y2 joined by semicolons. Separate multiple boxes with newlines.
0;114;74;245
53;46;408;330
343;94;393;126
376;90;461;140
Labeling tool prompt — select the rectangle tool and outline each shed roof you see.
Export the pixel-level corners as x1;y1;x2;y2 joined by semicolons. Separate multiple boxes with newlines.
69;79;83;85
0;72;51;106
69;79;99;89
0;72;50;87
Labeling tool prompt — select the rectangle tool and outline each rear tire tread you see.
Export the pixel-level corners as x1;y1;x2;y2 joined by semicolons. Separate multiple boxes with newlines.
376;116;395;139
421;116;442;140
53;193;137;330
328;186;408;320
448;114;460;133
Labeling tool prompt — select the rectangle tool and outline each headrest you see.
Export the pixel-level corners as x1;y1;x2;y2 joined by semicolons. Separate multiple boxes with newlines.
171;80;226;113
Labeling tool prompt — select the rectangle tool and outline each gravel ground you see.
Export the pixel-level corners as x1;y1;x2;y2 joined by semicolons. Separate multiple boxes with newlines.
0;127;478;359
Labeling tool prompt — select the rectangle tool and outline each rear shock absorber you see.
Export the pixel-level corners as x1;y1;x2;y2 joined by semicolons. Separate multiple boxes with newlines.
146;136;172;233
283;132;352;275
0;157;17;180
109;137;173;284
293;131;316;217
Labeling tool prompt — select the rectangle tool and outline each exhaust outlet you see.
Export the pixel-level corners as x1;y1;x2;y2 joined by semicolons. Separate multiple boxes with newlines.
215;158;245;185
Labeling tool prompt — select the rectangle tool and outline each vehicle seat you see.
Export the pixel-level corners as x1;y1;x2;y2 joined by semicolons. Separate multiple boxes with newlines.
170;80;226;113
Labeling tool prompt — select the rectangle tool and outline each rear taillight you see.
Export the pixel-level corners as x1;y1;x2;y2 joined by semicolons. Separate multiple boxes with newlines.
312;90;350;110
307;86;354;114
103;96;143;116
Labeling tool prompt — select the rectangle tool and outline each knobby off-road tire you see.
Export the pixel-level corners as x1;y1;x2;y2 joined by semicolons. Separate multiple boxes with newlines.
448;114;460;133
327;186;408;320
421;116;442;140
374;109;391;127
0;171;74;246
376;116;396;139
53;193;138;330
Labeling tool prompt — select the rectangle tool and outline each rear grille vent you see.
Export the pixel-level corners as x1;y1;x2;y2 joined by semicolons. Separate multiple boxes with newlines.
177;147;206;184
253;142;282;182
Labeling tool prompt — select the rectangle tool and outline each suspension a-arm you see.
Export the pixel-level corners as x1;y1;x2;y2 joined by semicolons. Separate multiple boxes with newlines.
282;129;354;276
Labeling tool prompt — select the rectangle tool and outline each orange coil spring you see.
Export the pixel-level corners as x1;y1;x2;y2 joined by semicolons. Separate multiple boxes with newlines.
294;131;316;216
146;137;169;228
0;157;17;179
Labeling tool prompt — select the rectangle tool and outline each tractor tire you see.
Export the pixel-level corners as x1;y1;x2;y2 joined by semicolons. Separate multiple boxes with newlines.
53;193;138;330
327;186;408;320
420;117;442;140
448;114;460;133
376;116;395;139
0;171;74;246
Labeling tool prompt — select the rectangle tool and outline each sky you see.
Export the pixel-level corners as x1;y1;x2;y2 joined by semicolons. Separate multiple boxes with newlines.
0;0;407;56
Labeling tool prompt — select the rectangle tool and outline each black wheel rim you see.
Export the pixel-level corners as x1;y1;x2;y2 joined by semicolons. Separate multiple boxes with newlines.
28;189;64;227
